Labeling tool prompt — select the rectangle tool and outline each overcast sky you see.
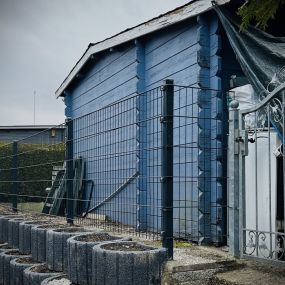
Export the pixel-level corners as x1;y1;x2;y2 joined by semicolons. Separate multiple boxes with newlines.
0;0;190;126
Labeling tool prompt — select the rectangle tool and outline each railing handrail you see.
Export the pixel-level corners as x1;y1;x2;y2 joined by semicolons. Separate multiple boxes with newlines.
240;82;285;115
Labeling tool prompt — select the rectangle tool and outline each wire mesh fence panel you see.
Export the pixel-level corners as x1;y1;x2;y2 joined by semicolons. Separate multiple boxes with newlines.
0;82;227;248
72;88;163;238
0;125;66;219
71;84;227;243
171;86;227;244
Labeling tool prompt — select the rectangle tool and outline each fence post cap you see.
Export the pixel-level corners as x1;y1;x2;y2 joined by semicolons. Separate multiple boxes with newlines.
163;79;174;85
229;100;239;109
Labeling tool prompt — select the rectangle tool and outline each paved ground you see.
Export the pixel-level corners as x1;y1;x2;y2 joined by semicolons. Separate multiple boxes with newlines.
213;267;285;285
84;227;285;285
161;245;285;285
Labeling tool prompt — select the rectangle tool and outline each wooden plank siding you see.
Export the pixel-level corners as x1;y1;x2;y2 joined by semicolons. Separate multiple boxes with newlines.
144;19;199;89
70;45;138;118
70;43;138;226
144;18;201;239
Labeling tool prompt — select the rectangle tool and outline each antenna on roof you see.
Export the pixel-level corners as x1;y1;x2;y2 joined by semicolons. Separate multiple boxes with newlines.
33;90;36;125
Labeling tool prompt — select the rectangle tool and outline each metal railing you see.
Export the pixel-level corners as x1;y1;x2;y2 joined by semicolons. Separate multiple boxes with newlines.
228;81;285;264
0;80;227;258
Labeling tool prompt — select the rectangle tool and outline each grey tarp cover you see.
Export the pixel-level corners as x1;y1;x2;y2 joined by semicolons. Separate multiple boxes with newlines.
214;5;285;137
214;5;285;95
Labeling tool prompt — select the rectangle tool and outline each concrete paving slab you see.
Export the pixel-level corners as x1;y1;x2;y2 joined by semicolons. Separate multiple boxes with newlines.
213;267;285;285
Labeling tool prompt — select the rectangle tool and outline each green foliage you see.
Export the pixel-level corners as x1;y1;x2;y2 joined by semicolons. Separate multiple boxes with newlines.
174;240;192;248
0;141;65;203
238;0;285;31
18;202;44;212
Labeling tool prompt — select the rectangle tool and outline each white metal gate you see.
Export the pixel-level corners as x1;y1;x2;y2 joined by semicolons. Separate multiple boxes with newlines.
228;81;285;264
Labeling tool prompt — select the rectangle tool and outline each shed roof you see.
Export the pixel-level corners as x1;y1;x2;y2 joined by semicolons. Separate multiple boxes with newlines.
0;125;65;130
55;0;230;98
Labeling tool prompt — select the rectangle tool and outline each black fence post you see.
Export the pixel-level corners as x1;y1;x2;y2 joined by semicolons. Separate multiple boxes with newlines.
161;79;174;259
11;141;18;212
66;118;74;224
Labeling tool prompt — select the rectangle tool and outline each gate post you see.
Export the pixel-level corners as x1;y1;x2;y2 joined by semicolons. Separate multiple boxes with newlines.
66;118;74;224
11;141;18;212
161;79;174;259
228;100;240;257
283;91;285;241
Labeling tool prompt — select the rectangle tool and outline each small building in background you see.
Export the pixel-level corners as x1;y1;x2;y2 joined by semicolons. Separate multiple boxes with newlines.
0;125;65;144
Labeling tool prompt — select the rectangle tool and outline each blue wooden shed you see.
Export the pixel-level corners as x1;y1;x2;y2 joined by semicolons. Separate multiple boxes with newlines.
55;0;245;244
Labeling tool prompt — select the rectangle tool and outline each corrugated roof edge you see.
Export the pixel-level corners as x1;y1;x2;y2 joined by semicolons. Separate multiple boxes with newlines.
55;0;230;98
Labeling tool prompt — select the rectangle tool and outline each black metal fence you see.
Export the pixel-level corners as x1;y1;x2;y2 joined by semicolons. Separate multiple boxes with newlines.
0;80;227;257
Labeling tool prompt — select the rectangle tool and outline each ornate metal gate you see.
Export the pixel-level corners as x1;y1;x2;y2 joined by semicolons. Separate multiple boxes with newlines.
228;79;285;264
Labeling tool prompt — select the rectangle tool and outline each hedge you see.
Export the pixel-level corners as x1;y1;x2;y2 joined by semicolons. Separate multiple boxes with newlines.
0;141;65;203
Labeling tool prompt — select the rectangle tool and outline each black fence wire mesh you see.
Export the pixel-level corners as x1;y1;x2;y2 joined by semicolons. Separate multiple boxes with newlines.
0;82;227;255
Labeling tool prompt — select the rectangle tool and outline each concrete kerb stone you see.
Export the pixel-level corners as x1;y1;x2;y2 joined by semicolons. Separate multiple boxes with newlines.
67;232;129;285
31;223;67;263
92;240;167;285
19;220;51;255
8;218;25;248
46;227;95;272
0;214;23;243
10;256;41;285
0;243;13;253
0;249;28;285
23;264;62;285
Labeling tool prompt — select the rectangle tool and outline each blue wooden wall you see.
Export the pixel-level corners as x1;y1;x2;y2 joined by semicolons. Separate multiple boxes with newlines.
144;18;201;239
65;12;241;244
68;46;138;118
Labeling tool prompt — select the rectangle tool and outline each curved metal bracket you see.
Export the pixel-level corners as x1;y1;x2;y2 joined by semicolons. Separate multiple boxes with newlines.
241;82;285;115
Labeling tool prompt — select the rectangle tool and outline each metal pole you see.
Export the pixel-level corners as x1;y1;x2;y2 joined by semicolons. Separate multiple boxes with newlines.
66;118;74;224
228;100;240;257
33;90;36;125
11;141;18;212
281;90;285;235
239;111;247;259
161;79;174;259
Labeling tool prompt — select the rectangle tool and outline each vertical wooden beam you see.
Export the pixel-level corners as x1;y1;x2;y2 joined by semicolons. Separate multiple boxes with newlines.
135;40;147;231
196;15;212;244
63;91;72;118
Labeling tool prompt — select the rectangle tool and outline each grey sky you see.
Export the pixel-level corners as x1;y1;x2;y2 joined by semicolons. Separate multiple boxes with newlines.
0;0;189;126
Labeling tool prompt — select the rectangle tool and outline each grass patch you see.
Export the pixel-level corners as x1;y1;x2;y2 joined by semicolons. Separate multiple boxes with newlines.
143;239;193;249
18;202;44;213
174;240;192;248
